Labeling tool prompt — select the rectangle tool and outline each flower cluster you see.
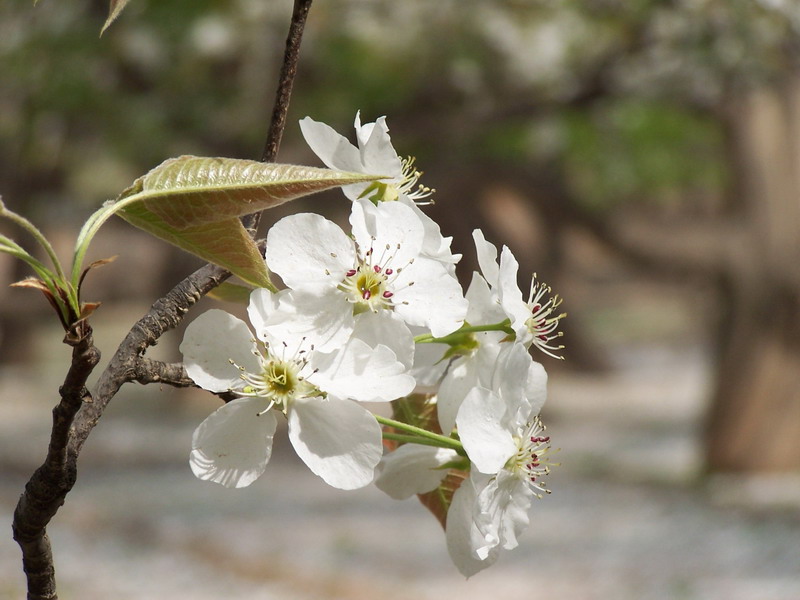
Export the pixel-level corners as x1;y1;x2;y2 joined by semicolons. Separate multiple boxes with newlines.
181;112;565;577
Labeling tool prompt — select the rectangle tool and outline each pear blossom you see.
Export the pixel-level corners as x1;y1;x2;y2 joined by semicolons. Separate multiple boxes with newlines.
263;199;467;351
300;113;460;266
447;349;553;576
473;229;566;358
436;230;550;433
435;271;507;434
180;290;414;490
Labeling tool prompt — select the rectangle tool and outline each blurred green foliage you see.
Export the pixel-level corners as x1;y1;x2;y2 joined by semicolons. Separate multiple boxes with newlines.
1;0;798;223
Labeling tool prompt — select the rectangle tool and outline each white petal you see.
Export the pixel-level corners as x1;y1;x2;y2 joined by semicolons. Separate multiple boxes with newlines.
392;256;467;337
359;115;403;178
472;229;500;288
401;198;460;267
497;246;532;344
523;360;548;418
246;287;280;341
300;116;364;173
287;396;382;490
190;397;277;489
411;339;450;392
456;387;517;475
253;287;354;353
265;213;355;290
475;470;534;553
351;311;415;369
374;445;458;499
350;199;424;265
437;339;501;434
465;271;505;325
493;343;547;422
180;310;260;393
446;475;499;577
310;334;415;402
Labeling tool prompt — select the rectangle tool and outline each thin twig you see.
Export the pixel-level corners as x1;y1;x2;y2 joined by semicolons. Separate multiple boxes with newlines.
261;0;313;164
246;0;314;234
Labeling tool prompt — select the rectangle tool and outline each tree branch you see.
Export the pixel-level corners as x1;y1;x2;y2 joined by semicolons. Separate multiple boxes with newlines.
70;262;230;455
246;0;313;235
260;0;313;164
12;326;101;600
132;358;194;387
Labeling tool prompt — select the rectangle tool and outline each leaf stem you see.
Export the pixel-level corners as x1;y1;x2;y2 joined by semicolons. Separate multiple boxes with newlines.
0;206;68;286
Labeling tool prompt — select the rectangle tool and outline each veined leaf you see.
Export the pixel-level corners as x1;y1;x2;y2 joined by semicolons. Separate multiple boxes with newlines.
115;156;384;229
118;207;271;288
104;156;386;288
101;0;132;35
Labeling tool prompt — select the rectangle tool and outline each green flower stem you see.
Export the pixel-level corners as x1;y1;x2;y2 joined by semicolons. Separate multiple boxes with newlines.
413;320;513;345
381;432;456;449
375;415;464;453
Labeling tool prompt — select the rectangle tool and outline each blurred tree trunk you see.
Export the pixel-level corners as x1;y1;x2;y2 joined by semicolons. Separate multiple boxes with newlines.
705;80;800;471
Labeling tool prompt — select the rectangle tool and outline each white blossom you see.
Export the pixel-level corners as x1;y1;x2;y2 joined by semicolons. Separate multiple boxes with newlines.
300;112;460;266
264;199;467;350
180;290;414;490
473;229;566;358
446;347;554;575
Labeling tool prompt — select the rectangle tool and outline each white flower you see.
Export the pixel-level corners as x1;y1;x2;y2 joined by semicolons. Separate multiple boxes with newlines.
301;112;432;204
436;231;545;434
435;270;507;434
180;290;415;490
264;199;467;350
473;229;566;358
446;349;554;575
300;112;460;266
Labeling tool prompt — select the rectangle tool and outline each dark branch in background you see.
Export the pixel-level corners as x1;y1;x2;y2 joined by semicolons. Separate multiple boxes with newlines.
246;0;313;235
261;0;313;163
13;1;313;596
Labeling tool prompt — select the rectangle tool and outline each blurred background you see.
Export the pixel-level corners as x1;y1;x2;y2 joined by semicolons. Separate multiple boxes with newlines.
2;0;800;598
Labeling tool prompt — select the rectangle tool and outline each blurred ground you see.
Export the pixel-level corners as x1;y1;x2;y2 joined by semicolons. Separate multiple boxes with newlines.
1;304;800;600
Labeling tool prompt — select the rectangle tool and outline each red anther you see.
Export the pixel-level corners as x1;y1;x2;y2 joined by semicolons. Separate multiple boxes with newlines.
373;265;382;273
363;290;372;300
383;291;394;298
385;268;393;275
346;269;357;277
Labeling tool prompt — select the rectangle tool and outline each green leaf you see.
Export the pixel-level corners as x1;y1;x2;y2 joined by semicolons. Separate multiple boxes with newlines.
118;207;271;288
104;156;385;288
101;0;132;35
114;156;383;228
